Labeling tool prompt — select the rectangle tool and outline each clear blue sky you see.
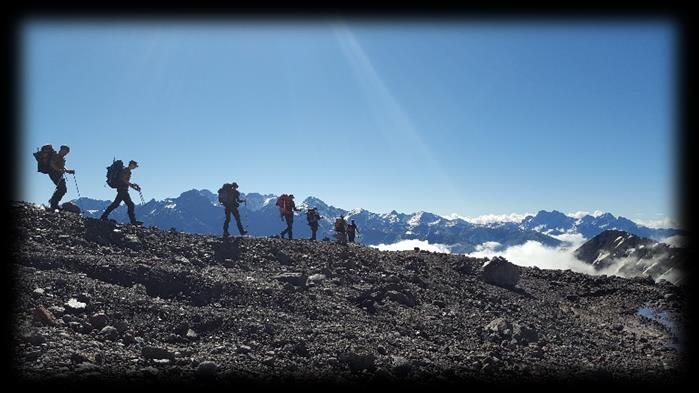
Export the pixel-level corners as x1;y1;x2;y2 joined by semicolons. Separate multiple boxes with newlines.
20;19;677;223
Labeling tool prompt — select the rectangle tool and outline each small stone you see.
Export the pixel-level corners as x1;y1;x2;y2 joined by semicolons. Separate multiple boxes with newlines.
237;345;252;354
27;333;47;346
142;346;175;360
186;329;198;339
64;298;87;312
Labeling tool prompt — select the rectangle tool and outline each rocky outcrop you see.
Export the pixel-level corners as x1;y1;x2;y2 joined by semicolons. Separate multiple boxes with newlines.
479;256;520;288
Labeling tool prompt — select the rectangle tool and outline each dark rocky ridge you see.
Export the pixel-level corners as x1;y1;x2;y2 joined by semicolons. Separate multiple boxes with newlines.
574;230;688;285
9;201;688;384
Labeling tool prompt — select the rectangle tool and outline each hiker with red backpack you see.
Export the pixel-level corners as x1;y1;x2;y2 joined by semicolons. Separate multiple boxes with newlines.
277;194;300;240
218;182;247;237
100;160;142;225
334;215;348;244
34;144;75;211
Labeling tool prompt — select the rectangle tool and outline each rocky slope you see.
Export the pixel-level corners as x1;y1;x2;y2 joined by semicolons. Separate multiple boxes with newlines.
9;202;689;384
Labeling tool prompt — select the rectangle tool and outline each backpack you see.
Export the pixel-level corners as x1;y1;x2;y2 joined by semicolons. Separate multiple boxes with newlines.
33;144;56;174
106;159;124;189
335;218;346;232
276;194;291;216
218;183;236;206
307;209;318;224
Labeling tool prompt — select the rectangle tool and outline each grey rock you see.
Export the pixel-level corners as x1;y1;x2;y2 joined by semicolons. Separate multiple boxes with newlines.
196;361;219;376
273;272;308;287
99;326;119;340
479;256;520;288
89;313;108;330
32;305;58;326
142;346;176;360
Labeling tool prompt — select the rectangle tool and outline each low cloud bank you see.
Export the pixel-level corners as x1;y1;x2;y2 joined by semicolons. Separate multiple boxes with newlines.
465;239;597;275
372;239;452;254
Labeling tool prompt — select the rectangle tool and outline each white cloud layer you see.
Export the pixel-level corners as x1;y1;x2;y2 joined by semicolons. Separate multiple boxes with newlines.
443;213;532;224
372;239;452;254
566;210;606;219
659;235;687;248
633;217;680;229
465;240;597;275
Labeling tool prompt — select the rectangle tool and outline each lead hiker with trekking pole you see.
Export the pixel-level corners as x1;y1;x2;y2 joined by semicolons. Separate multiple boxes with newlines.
100;159;142;225
33;144;75;211
217;182;248;237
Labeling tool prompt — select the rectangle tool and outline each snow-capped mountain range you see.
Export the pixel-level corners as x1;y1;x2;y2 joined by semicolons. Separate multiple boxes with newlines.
70;189;682;255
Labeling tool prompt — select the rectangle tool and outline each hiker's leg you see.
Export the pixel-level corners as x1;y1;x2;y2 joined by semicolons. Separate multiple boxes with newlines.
49;172;67;208
223;206;231;234
232;208;245;234
101;191;124;219
286;215;293;240
122;190;137;224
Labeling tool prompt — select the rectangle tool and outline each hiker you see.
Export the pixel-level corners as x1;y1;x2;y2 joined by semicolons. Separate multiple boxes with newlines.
100;160;142;225
36;145;75;210
306;207;322;240
334;215;348;244
218;182;247;237
276;194;300;239
347;219;360;243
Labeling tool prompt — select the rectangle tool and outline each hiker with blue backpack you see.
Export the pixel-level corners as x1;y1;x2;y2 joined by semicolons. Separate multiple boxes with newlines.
100;159;142;225
33;144;75;211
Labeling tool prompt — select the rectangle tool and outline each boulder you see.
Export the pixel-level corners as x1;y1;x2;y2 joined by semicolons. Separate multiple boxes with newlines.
32;305;58;327
61;202;81;214
340;351;376;372
479;256;520;288
195;361;219;376
99;326;119;340
89;313;108;330
485;317;512;335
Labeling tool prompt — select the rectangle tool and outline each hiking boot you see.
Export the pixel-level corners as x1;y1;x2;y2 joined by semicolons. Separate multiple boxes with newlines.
223;231;230;238
131;221;143;226
240;230;248;236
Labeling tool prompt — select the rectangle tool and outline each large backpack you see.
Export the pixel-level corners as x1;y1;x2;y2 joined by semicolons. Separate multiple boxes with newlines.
276;194;291;216
307;209;318;224
335;218;346;232
218;183;236;206
106;159;124;189
33;144;56;174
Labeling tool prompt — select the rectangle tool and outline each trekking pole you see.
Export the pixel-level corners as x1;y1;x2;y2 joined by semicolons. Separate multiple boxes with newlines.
138;189;145;205
71;173;81;199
